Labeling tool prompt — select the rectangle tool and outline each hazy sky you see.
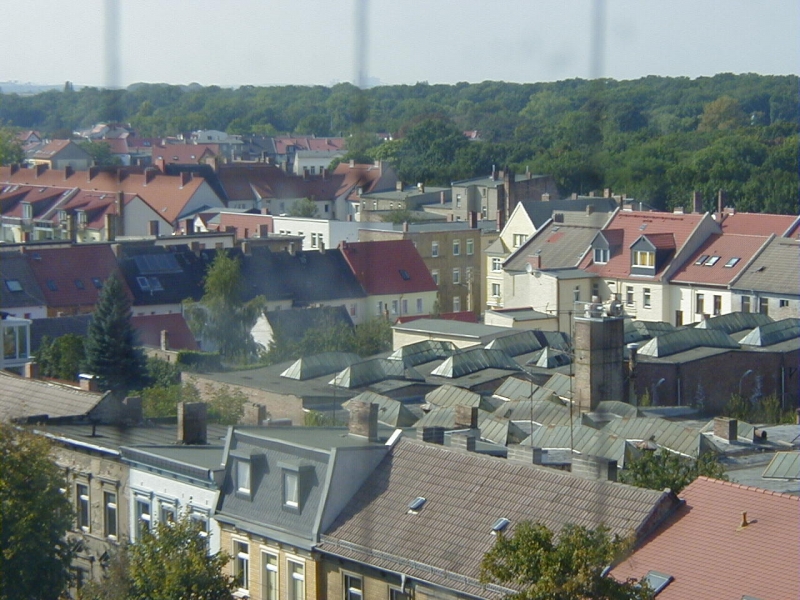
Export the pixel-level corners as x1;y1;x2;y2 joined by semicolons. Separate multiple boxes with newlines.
1;0;797;88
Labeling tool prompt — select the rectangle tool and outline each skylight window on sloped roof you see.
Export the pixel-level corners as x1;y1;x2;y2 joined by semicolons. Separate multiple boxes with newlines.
705;256;720;266
642;571;673;595
407;497;426;514
46;280;57;291
399;269;410;281
92;277;103;289
74;279;85;290
148;277;163;291
5;279;22;292
724;257;740;268
491;518;510;535
694;255;709;265
137;276;151;291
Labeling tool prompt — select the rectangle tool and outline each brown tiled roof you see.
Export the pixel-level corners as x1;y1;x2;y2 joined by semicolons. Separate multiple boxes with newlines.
340;239;437;295
671;233;771;286
25;245;130;310
719;212;798;236
321;438;678;598
611;477;800;600
333;162;396;200
272;136;345;154
94;138;129;154
0;185;70;219
581;211;704;280
152;143;218;165
217;164;345;203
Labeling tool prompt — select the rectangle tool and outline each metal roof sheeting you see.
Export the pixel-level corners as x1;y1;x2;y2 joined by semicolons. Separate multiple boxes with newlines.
484;330;543;356
694;312;774;335
431;348;520;378
637;328;739;358
762;452;800;480
739;318;800;347
387;340;457;366
281;352;362;380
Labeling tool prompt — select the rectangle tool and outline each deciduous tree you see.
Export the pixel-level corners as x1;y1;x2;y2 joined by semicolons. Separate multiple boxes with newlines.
620;449;727;494
34;333;86;381
0;424;73;600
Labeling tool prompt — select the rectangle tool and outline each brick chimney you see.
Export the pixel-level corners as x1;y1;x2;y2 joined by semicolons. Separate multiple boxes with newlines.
541;192;551;201
160;329;170;351
64;165;74;179
24;362;40;379
78;374;99;392
177;402;207;445
454;405;479;429
529;255;541;270
144;168;157;185
713;416;737;442
243;403;267;426
348;401;378;441
692;191;703;214
180;171;191;187
34;164;47;177
87;165;100;181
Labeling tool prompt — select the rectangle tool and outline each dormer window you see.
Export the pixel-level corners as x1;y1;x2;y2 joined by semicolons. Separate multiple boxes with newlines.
279;462;312;513
632;250;655;267
594;248;610;264
236;459;251;495
22;202;33;220
283;470;298;508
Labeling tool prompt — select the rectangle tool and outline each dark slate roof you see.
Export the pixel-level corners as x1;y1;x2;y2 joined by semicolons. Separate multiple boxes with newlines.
0;370;107;422
731;237;800;296
320;437;679;599
519;197;618;229
0;251;47;309
30;314;92;351
117;244;206;306
266;305;353;342
504;222;602;271
240;246;366;304
130;313;199;351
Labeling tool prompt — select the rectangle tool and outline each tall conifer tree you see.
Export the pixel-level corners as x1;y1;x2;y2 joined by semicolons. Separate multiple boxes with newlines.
85;275;146;393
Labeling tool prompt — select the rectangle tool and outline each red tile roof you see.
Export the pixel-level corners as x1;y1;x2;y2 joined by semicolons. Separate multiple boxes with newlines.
0;185;70;219
611;477;800;600
339;239;437;295
718;212;799;236
272;136;345;154
152;143;218;165
581;211;705;279
31;140;82;160
671;233;772;286
131;313;199;351
25;245;130;310
217;164;345;203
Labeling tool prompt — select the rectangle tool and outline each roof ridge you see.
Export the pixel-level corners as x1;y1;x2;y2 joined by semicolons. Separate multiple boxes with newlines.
694;475;800;500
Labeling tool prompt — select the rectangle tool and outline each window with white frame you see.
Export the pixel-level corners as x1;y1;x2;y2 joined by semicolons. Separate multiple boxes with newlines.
401;299;408;314
453;296;461;312
283;470;299;508
159;501;176;526
492;283;501;297
189;510;209;543
310;233;318;248
390;588;411;600
466;239;474;255
416;298;423;313
713;294;722;315
391;300;398;315
643;288;651;308
491;257;502;272
626;286;634;306
453;239;460;256
344;574;363;600
288;559;305;600
234;540;249;591
262;552;278;600
76;483;90;532
695;293;705;315
513;234;527;247
431;241;439;258
632;250;655;267
573;286;580;302
431;270;439;285
22;202;32;220
593;248;609;264
103;491;117;539
452;268;460;284
135;497;151;540
741;296;750;313
236;459;251;496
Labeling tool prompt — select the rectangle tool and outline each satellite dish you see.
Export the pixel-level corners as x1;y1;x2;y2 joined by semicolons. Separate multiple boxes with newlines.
525;262;533;274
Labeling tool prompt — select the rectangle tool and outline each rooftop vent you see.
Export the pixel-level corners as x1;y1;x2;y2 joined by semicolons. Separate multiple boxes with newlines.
407;497;426;514
491;518;510;535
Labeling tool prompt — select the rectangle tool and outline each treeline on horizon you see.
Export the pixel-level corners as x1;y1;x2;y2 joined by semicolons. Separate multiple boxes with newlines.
1;73;797;214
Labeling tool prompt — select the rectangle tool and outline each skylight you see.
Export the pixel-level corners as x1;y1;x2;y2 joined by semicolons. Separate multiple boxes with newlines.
74;279;85;290
491;518;510;534
407;497;426;514
724;257;740;268
642;571;673;595
137;276;151;291
46;280;58;291
91;277;103;289
399;269;410;281
694;255;709;265
705;256;720;266
5;279;22;292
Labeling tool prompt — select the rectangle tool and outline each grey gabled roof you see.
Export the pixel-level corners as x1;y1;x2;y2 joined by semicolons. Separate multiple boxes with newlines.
424;385;483;409
343;391;418;428
430;348;520;378
319;437;678;599
522;422;628;465
0;251;46;309
485;329;543;356
526;346;572;369
330;358;424;389
732;237;800;296
694;312;774;335
739;318;800;347
504;222;603;271
624;320;679;344
518;197;618;230
637;328;739;358
387;339;457;367
280;352;362;380
762;452;800;480
266;306;354;345
493;397;573;427
0;370;108;423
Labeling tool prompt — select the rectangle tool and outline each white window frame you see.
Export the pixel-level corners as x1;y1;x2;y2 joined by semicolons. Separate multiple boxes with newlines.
431;270;439;285
632;250;655;267
452;239;460;256
593;247;609;264
236;459;251;496
492;283;501;297
453;296;461;312
287;558;305;600
343;573;363;600
452;268;460;285
416;298;423;314
103;490;117;539
262;551;279;600
135;496;152;541
466;239;474;255
76;482;90;532
643;288;652;308
233;539;249;592
283;469;299;508
491;257;502;272
431;241;439;258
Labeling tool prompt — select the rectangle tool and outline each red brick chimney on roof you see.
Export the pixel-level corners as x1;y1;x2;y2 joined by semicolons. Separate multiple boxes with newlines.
88;166;100;181
692;191;703;214
144;168;157;185
180;171;191;187
64;165;74;179
34;164;47;177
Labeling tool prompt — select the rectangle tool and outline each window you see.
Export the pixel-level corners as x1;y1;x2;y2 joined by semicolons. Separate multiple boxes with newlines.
694;255;709;266
452;268;460;284
466;239;474;255
453;239;460;256
391;300;398;315
104;491;117;539
453;296;461;312
190;511;209;543
416;298;423;313
626;286;634;306
76;483;90;532
263;553;278;600
5;279;22;292
492;283;501;297
390;589;411;600
135;498;151;540
310;233;318;248
704;255;720;266
513;234;527;248
632;250;655;267
741;296;751;313
377;301;383;315
675;310;683;326
431;270;439;285
759;297;769;315
643;288;651;308
46;279;58;291
22;202;32;220
491;257;502;272
399;269;410;281
592;282;599;298
573;286;580;302
724;257;740;268
780;299;789;308
695;293;704;315
234;541;249;591
344;574;363;600
349;303;357;317
91;277;103;289
283;470;299;508
288;560;305;600
74;279;85;290
401;299;408;315
465;266;473;284
456;193;462;208
594;247;610;264
236;459;251;495
713;295;722;315
160;502;176;526
431;241;439;257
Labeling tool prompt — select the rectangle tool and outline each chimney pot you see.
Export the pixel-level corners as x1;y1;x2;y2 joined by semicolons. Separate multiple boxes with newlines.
713;416;738;442
78;374;99;392
24;362;40;379
177;402;207;444
348;401;379;442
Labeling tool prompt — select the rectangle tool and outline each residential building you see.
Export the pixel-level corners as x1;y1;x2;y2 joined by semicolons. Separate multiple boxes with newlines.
611;477;799;600
731;235;800;320
357;183;450;219
0;315;32;371
27;140;92;171
292;149;345;177
339;240;438;320
0;250;47;318
332;161;401;221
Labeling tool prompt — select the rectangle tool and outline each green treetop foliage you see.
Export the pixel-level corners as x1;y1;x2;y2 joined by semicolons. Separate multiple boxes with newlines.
81;517;235;600
0;74;796;212
620;449;727;494
184;251;266;363
0;424;74;600
479;521;649;600
34;333;86;381
380;208;426;224
77;139;122;166
84;275;147;394
287;197;318;218
0;124;24;165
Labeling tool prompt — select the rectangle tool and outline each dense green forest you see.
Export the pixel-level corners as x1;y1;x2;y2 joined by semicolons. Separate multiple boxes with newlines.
1;74;797;213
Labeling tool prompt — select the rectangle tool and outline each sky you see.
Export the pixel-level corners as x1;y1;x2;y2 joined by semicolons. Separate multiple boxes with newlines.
1;0;798;89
